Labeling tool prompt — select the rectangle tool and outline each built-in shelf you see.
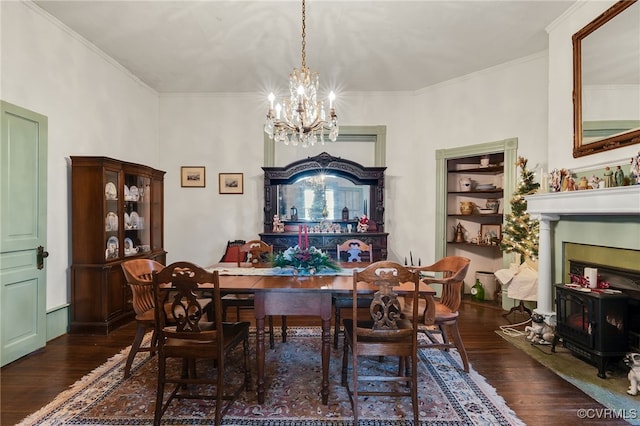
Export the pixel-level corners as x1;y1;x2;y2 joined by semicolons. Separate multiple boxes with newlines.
448;190;504;195
448;242;502;249
449;166;504;174
449;214;502;218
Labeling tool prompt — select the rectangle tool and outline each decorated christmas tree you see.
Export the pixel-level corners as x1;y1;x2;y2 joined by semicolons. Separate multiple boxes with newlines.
500;157;540;262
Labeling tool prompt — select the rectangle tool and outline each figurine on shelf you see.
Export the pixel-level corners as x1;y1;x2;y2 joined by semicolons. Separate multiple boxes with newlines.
272;215;285;233
631;151;640;184
577;176;589;190
615;165;625;187
562;174;576;191
453;222;466;243
603;166;614;188
588;175;601;189
357;215;369;233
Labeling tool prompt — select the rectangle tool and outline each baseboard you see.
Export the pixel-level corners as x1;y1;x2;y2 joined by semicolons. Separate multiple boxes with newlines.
46;304;69;341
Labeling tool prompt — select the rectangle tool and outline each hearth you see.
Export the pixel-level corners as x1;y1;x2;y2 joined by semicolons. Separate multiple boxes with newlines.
552;260;640;378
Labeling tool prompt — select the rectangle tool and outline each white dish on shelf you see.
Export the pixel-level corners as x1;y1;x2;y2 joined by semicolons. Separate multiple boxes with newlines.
105;182;117;200
124;212;131;229
124;237;135;255
478;209;495;214
105;211;118;231
105;236;118;260
129;185;139;201
130;211;140;229
476;184;496;190
124;185;130;200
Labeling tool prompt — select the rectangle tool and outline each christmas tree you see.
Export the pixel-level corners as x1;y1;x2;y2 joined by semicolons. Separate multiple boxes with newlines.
500;157;540;262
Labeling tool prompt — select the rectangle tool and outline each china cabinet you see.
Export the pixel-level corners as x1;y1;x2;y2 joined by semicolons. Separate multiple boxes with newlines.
70;157;166;334
260;152;388;261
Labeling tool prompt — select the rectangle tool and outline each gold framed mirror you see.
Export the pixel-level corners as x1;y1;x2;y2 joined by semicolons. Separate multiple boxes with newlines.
573;0;640;158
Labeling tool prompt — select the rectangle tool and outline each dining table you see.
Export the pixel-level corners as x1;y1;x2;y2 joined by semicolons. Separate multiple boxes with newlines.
208;262;436;405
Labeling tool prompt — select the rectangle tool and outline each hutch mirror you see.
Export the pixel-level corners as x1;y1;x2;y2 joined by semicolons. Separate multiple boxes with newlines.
573;0;640;157
262;152;386;231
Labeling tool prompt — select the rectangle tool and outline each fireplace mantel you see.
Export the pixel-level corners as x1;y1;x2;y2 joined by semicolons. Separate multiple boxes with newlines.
525;186;640;318
526;186;640;216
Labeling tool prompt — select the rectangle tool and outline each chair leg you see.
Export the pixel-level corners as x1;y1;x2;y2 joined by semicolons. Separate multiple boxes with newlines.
341;336;349;386
411;354;419;425
243;335;252;391
268;316;275;350
440;324;451;351
281;315;287;343
334;306;341;349
446;322;470;372
154;357;166;425
351;350;359;425
124;322;148;378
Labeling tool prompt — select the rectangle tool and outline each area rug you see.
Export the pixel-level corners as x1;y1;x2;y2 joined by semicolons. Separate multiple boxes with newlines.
20;328;524;425
497;329;640;425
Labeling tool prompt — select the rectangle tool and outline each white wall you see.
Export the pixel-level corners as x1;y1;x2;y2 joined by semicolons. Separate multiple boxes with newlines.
1;2;159;311
5;0;632;320
158;91;417;267
410;52;550;281
158;53;550;270
548;0;638;171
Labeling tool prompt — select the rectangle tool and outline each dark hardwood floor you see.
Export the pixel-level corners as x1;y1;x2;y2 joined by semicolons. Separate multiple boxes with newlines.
1;299;629;425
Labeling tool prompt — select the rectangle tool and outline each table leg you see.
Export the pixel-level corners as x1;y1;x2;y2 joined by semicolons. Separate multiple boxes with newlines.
255;295;266;404
321;317;331;405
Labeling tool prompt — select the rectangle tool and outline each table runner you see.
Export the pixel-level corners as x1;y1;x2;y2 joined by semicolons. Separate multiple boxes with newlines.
209;266;362;276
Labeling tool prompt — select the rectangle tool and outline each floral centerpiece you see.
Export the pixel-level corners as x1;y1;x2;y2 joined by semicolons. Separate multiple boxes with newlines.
270;245;341;275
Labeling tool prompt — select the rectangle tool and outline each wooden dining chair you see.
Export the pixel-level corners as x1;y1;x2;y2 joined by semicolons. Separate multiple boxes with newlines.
152;261;251;426
341;261;421;425
219;239;246;263
403;256;471;372
221;239;285;349
333;238;373;348
121;258;212;378
120;258;165;378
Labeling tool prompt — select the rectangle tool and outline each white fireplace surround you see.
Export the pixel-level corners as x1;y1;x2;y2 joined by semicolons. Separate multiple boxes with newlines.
526;186;640;318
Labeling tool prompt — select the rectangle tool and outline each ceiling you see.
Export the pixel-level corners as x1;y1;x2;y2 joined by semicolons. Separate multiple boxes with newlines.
33;0;576;94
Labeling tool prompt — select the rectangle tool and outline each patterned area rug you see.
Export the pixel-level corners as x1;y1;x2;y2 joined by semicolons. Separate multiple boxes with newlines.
20;328;524;425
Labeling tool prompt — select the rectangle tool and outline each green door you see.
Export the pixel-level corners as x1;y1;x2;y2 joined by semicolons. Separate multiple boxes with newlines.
0;101;48;366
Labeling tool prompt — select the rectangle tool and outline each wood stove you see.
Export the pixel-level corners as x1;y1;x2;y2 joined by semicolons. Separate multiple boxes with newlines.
552;260;640;378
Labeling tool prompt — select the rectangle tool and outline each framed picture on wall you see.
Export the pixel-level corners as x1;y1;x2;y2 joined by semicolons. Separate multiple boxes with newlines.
219;173;243;194
181;166;206;187
480;224;502;245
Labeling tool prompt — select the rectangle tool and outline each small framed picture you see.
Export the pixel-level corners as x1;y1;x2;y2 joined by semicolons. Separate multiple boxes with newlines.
219;173;243;194
181;166;206;187
480;224;502;245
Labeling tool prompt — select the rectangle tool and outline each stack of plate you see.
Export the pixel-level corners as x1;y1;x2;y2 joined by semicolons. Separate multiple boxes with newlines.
476;183;496;190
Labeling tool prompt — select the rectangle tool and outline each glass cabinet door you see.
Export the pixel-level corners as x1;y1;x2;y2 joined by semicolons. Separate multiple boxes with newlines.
123;173;151;256
104;170;120;260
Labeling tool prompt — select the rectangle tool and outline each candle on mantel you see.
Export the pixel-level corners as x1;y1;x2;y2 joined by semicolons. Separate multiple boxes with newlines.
304;225;309;249
298;226;302;248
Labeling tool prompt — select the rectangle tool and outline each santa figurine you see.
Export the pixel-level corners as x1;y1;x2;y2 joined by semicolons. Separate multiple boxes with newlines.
357;215;369;233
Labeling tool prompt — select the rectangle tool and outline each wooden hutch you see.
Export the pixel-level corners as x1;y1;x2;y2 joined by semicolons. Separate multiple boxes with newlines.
260;152;388;260
70;156;166;334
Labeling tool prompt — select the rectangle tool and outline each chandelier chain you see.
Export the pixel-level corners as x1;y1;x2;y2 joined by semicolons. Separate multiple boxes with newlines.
264;0;338;147
301;0;306;69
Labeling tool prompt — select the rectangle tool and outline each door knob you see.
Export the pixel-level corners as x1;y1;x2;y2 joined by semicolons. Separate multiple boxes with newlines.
37;245;49;270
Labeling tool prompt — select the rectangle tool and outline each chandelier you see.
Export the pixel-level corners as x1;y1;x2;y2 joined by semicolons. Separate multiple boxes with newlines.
264;0;338;147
